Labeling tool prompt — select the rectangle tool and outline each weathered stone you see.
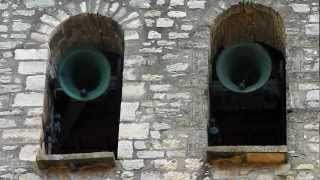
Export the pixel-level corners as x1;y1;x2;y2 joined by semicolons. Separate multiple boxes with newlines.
156;18;174;27
122;83;145;100
0;41;21;49
11;34;27;39
125;55;146;67
27;108;43;116
24;0;54;8
296;171;314;180
134;140;146;150
144;10;161;17
13;93;44;107
121;171;134;179
306;24;319;35
124;19;142;29
119;123;149;139
124;68;138;80
12;21;31;31
0;84;22;94
169;32;189;39
181;24;193;31
0;3;8;10
118;140;133;159
40;14;60;26
141;171;161;180
170;0;184;6
140;47;163;53
295;164;314;170
187;0;206;9
157;40;176;46
304;123;319;130
137;151;164;158
2;129;41;141
166;63;189;72
120;159;144;170
290;4;310;13
152;122;170;130
13;10;35;16
153;159;178;170
148;31;162;39
142;74;163;81
26;75;45;90
150;84;171;92
125;30;139;40
129;0;150;8
157;0;165;5
2;145;18;151
163;172;190;180
19;145;39;161
25;116;41;126
18;61;46;74
166;150;186;158
307;143;319;152
0;25;8;32
37;24;54;34
0;75;11;83
0;118;16;128
298;83;319;90
256;174;274;180
150;131;161;139
19;173;41;180
120;102;139;121
168;11;186;18
14;49;48;60
185;159;202;170
309;14;319;23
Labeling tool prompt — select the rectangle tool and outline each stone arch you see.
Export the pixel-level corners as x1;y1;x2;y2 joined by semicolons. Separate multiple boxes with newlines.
208;4;287;148
29;0;145;46
210;4;286;59
29;0;146;160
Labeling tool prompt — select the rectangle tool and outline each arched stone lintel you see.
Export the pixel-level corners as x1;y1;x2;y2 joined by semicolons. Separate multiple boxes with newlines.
210;4;286;59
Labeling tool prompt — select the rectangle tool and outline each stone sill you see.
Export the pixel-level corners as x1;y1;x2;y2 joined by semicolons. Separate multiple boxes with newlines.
36;151;115;170
207;146;287;164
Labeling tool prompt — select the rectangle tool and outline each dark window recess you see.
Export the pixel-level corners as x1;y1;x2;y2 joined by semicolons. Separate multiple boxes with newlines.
208;4;286;146
42;14;124;156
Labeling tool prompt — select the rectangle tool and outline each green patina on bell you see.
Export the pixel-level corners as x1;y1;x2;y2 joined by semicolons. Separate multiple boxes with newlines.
58;48;111;101
216;43;272;93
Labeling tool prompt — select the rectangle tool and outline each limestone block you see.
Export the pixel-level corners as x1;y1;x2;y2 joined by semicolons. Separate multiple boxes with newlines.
118;140;133;158
119;123;149;139
24;0;55;8
15;49;48;60
19;145;39;161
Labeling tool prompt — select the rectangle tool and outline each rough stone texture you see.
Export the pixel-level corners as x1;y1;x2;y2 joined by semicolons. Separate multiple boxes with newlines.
0;0;318;179
19;145;39;161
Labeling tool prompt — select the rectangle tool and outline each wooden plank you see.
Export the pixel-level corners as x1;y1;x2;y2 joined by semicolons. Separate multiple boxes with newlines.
36;151;115;170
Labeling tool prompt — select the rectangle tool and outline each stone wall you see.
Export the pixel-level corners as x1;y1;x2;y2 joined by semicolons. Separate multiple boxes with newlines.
0;0;319;179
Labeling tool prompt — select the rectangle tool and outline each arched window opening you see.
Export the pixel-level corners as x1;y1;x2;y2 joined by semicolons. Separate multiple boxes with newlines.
41;14;124;157
208;4;286;148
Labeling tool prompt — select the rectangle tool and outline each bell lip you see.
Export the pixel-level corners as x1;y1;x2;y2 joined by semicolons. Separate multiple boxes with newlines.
58;48;111;101
215;42;272;93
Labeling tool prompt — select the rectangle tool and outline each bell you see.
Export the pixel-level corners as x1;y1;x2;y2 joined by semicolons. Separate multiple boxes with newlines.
216;43;272;93
58;48;111;101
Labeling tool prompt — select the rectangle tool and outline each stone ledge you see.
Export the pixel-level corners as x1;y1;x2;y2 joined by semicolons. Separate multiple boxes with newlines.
36;151;115;170
207;146;287;164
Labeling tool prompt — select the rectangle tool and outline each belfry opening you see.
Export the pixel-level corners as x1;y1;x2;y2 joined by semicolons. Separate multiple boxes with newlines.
208;4;287;146
42;14;124;155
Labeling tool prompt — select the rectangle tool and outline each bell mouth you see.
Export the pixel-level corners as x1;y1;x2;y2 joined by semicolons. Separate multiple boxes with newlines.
58;48;111;101
216;43;272;93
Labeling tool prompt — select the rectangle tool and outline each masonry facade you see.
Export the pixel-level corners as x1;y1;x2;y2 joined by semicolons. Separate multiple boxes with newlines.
0;0;319;179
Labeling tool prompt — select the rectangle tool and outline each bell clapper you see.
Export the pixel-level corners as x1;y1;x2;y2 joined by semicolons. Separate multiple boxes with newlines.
80;89;87;97
239;79;246;90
